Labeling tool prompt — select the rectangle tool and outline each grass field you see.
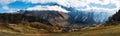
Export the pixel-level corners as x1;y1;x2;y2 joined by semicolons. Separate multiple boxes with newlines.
42;24;120;36
0;24;120;36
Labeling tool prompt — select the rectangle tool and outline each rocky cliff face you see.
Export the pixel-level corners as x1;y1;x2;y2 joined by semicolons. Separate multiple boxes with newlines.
19;10;69;26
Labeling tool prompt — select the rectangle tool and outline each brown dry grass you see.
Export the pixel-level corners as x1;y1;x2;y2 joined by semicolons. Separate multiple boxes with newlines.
47;24;120;36
1;23;120;36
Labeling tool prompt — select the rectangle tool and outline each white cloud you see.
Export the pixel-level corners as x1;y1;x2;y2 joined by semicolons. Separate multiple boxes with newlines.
0;0;16;5
26;5;69;13
22;0;120;12
6;8;20;13
1;0;119;12
1;5;14;13
2;5;19;13
21;0;120;7
0;0;17;12
2;5;9;10
21;0;88;7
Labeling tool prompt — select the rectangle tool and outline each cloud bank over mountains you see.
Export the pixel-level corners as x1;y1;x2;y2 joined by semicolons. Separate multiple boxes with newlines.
0;0;120;13
22;0;120;12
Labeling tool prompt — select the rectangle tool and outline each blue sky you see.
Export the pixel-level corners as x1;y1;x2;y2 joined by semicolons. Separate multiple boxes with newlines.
0;0;120;13
0;1;37;13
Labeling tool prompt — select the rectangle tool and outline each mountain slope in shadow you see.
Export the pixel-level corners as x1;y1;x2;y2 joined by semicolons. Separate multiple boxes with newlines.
106;10;120;25
19;10;69;26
